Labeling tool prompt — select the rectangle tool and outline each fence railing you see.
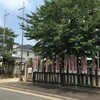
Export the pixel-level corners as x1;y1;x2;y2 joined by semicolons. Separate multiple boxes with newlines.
33;71;100;87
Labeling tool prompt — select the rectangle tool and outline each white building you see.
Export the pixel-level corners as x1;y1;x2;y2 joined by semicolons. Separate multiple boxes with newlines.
12;44;35;63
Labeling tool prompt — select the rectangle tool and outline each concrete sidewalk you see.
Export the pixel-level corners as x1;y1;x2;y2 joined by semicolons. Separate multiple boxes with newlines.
1;78;100;100
0;78;19;83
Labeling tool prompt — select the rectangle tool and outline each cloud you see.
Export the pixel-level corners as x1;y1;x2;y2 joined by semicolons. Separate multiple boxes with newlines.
0;0;32;12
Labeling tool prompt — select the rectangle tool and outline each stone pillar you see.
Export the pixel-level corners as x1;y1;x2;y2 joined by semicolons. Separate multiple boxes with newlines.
24;63;27;82
98;69;100;86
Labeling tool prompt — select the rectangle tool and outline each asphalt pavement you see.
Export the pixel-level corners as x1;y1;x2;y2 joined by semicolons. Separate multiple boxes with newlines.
0;78;100;100
0;88;50;100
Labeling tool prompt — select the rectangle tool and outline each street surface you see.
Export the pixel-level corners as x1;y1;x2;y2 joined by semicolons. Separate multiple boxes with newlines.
0;78;100;100
0;87;49;100
0;87;78;100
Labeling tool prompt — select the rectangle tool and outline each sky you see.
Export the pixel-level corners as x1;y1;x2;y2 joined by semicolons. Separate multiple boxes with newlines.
0;0;44;46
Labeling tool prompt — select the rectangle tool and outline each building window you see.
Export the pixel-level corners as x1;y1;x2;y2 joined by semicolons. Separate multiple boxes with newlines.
13;51;16;54
27;52;29;56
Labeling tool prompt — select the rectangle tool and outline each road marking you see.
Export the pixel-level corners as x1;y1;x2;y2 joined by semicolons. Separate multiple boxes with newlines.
0;87;79;100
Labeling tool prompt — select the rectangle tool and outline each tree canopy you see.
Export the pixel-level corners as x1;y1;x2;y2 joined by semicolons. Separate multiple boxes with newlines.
0;27;17;55
22;0;100;58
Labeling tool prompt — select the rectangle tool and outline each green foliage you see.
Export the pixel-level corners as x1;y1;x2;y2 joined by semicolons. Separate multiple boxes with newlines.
3;54;15;63
22;0;100;58
27;58;33;67
0;27;17;55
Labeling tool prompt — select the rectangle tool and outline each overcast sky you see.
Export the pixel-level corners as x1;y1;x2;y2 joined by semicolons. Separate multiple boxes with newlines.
0;0;44;45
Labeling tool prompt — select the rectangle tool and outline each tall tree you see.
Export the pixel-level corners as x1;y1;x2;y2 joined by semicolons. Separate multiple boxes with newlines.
0;27;17;75
22;0;100;58
0;27;17;55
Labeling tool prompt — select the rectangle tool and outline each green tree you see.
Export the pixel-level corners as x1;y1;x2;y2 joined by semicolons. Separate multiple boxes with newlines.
27;58;33;67
22;0;100;59
0;27;17;55
0;27;17;75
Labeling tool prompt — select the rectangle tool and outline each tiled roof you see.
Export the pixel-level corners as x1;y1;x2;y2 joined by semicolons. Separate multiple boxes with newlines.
15;45;32;50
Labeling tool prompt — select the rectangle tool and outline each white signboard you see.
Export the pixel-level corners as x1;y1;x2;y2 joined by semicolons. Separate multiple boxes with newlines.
0;62;2;66
28;67;32;73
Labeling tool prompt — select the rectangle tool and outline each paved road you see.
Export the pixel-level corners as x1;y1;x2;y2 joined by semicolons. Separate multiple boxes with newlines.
0;87;67;100
0;84;100;100
0;87;78;100
1;82;99;100
0;88;49;100
1;78;100;100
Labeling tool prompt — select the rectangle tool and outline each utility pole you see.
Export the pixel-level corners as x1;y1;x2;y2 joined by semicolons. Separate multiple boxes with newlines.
18;2;25;81
1;10;9;77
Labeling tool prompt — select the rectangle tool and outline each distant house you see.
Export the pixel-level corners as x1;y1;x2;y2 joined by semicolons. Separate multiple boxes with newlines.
12;44;35;63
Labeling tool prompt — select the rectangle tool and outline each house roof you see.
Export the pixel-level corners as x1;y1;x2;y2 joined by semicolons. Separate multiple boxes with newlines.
15;45;32;50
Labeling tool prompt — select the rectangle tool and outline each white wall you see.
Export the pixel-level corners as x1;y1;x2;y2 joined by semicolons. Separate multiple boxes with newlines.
12;50;35;62
23;51;35;61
